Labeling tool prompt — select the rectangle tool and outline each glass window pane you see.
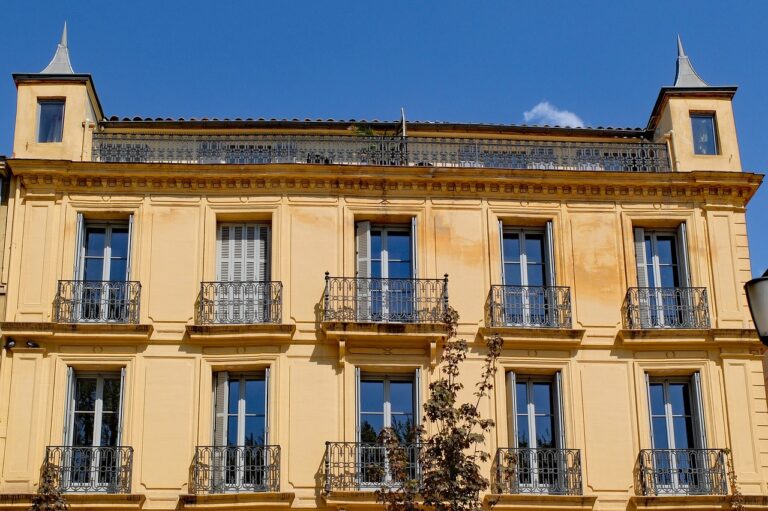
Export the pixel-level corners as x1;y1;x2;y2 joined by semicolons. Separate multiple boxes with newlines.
102;378;121;412
526;264;545;286
652;417;670;449
38;100;64;143
100;412;119;447
371;231;382;259
659;266;678;288
85;228;106;257
668;383;691;415
532;382;552;415
360;380;384;413
656;237;676;265
72;413;94;446
515;382;528;414
371;260;382;279
109;259;128;281
504;263;522;286
75;378;97;411
691;114;717;155
84;259;105;281
391;414;415;442
649;383;665;416
228;380;240;414
386;230;411;262
516;414;529;447
244;415;266;446
245;378;266;415
503;233;521;263
673;416;695;449
535;415;555;448
524;234;544;263
388;261;412;279
390;380;414;415
360;414;383;442
110;228;130;259
227;416;239;446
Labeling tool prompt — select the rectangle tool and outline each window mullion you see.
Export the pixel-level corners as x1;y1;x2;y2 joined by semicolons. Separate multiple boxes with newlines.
238;376;246;447
103;225;112;281
93;377;104;448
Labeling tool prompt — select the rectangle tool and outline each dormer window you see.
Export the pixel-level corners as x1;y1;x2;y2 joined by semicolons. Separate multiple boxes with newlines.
690;113;718;155
37;99;65;143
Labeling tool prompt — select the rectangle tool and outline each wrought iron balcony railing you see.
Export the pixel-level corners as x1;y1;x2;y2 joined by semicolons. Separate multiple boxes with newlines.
92;133;671;172
324;442;421;492
191;445;280;494
624;287;710;330
45;446;133;493
638;449;728;496
54;280;141;324
488;285;572;328
495;448;582;496
196;281;283;324
323;274;449;324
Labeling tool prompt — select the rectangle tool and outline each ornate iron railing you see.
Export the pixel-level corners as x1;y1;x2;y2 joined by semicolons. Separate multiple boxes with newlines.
45;446;133;493
191;445;280;493
495;448;582;495
323;274;448;324
197;281;283;324
92;133;671;172
489;285;572;328
54;281;141;324
324;442;421;492
624;287;710;329
638;449;727;496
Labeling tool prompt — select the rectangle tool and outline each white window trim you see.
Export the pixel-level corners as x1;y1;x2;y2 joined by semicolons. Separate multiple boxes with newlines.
79;221;131;282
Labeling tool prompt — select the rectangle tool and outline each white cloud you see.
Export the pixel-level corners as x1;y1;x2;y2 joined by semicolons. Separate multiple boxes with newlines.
523;101;584;128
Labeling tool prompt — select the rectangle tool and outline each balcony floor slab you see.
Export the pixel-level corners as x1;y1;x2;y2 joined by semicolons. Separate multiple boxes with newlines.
629;494;768;510
479;326;586;346
185;323;295;344
180;491;295;510
0;493;145;511
0;321;153;343
484;493;597;510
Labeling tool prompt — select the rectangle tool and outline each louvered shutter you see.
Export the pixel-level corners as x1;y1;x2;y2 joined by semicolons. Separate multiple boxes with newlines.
126;214;134;280
264;368;270;445
414;368;421;429
218;225;232;281
645;373;655;448
355;367;361;442
554;371;566;449
117;367;126;445
243;225;257;321
545;221;556;287
505;371;517;448
691;372;707;449
634;228;651;328
73;213;85;279
214;372;229;446
676;223;695;326
63;367;75;444
356;222;372;321
410;218;418;278
499;220;506;284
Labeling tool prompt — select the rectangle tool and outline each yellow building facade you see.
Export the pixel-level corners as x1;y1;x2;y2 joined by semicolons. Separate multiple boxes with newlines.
0;30;765;511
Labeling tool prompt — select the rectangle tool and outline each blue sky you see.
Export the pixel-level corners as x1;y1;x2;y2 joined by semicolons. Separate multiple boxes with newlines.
0;0;765;274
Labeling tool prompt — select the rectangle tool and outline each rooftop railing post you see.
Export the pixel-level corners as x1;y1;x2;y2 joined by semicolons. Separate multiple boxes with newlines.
443;274;449;314
324;272;330;322
324;441;331;494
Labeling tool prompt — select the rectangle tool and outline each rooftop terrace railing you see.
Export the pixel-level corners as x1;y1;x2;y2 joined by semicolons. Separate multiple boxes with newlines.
92;133;671;172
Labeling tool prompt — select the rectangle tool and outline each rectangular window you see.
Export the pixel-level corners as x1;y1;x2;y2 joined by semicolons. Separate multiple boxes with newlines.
37;99;65;143
633;225;693;328
355;220;418;322
690;113;718;155
646;373;707;493
505;371;566;493
215;223;271;323
356;369;420;486
498;221;556;326
213;370;270;492
63;369;125;490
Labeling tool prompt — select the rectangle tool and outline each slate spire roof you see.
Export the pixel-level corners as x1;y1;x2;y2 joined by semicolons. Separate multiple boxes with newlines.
673;35;708;87
41;22;74;74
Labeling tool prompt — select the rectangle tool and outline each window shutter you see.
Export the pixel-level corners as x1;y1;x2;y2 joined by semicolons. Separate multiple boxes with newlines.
258;225;270;282
691;372;707;449
126;214;134;280
554;371;566;449
244;225;257;282
214;372;229;447
634;227;648;287
499;220;506;285
505;371;517;448
232;225;244;282
355;367;361;442
414;367;421;429
116;367;126;446
73;213;85;279
217;225;232;282
62;367;75;444
264;367;270;445
545;220;556;287
645;373;656;448
676;222;692;287
356;222;371;278
410;217;418;278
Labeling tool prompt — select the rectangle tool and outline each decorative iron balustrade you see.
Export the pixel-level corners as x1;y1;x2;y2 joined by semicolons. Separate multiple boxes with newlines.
191;445;280;494
197;281;283;324
323;274;449;324
638;449;728;496
92;133;671;172
45;446;133;493
54;280;141;324
488;285;572;328
624;287;710;329
495;448;582;495
324;442;421;492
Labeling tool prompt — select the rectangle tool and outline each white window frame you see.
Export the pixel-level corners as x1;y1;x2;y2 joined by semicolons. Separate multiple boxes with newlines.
690;112;719;156
37;98;65;143
78;221;131;282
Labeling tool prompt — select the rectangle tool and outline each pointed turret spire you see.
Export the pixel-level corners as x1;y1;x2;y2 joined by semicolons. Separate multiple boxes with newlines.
41;22;74;74
673;35;708;87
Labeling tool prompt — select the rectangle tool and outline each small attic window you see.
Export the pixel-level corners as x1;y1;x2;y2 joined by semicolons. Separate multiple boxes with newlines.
37;99;65;143
690;113;718;155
